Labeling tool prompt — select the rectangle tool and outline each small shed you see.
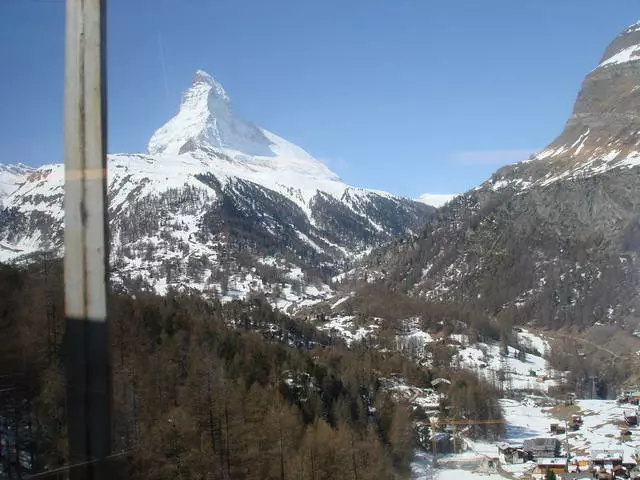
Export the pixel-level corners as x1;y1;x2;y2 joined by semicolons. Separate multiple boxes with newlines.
570;415;583;430
625;411;638;427
524;438;562;459
431;432;454;455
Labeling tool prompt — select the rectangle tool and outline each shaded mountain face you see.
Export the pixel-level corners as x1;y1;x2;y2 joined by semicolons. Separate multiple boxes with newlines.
356;21;640;332
0;71;432;306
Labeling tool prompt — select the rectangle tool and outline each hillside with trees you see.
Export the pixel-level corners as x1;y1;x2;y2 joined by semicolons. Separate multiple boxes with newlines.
0;260;503;479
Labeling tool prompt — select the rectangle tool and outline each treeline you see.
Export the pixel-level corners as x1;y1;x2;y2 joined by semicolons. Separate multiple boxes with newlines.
546;330;638;399
1;260;417;479
332;284;504;344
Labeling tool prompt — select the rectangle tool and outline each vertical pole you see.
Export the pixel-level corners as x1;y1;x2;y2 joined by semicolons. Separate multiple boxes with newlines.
63;0;110;478
565;420;570;471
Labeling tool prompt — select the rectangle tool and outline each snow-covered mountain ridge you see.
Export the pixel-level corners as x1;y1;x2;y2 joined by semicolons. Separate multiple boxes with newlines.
0;163;34;202
350;20;640;335
0;71;432;305
483;20;640;193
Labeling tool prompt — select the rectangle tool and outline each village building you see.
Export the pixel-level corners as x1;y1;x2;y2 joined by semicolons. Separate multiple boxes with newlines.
623;456;638;470
570;415;583;430
624;410;638;426
569;456;591;471
534;458;567;479
550;422;567;434
524;438;562;459
591;450;624;468
497;442;529;464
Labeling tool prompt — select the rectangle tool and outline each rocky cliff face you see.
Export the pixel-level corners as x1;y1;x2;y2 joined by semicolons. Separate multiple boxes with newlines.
0;72;432;308
353;21;640;332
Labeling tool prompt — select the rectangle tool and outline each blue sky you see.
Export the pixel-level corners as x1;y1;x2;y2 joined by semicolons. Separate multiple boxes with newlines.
0;0;638;197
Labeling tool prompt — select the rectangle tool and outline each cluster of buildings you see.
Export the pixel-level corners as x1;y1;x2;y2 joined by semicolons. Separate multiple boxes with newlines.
497;440;640;480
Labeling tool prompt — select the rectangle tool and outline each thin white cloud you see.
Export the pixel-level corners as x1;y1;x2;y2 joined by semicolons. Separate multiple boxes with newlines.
450;149;538;166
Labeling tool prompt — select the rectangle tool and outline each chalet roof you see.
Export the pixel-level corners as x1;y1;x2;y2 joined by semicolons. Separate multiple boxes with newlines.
537;458;567;466
571;456;590;462
591;450;624;461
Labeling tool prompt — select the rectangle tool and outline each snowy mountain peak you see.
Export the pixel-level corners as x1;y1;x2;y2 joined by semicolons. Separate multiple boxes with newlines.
191;70;229;102
147;70;273;157
145;70;347;190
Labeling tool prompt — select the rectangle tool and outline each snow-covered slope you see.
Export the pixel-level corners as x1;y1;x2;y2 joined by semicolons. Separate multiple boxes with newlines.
453;329;560;393
0;71;432;304
0;164;33;203
483;19;640;192
416;193;458;208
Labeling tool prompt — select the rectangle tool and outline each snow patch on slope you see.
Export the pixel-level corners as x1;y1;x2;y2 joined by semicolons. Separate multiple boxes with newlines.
599;43;640;69
454;330;559;392
0;164;33;201
416;193;457;208
317;315;380;346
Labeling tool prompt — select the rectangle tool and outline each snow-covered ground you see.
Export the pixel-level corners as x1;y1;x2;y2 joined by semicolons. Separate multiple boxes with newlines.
570;400;640;456
409;330;640;479
316;315;380;346
385;379;441;412
412;451;504;480
454;329;559;393
454;397;640;478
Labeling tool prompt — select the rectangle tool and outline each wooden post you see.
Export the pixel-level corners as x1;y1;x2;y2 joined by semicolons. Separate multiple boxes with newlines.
565;420;570;471
63;0;111;478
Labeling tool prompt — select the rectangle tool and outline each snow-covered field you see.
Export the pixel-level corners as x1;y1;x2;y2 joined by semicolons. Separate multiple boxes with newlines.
495;398;640;458
412;451;504;480
316;314;380;346
570;400;640;457
454;329;560;393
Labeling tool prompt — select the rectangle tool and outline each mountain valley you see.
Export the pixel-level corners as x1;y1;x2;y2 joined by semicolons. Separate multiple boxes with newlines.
3;14;640;480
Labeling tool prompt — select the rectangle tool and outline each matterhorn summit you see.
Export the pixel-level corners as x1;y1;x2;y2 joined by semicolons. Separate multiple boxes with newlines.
147;70;274;157
147;70;341;184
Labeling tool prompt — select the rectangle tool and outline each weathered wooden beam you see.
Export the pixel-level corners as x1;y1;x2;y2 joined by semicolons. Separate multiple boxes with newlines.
63;0;111;478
